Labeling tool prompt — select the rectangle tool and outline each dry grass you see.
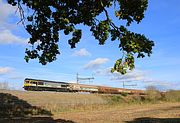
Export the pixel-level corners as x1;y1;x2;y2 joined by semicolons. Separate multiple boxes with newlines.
57;102;180;123
0;90;109;113
0;89;180;123
165;90;180;102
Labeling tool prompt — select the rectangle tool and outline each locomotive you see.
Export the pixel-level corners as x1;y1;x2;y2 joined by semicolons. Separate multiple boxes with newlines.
23;78;145;95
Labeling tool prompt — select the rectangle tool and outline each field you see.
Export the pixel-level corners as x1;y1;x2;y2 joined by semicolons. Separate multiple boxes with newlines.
0;89;180;123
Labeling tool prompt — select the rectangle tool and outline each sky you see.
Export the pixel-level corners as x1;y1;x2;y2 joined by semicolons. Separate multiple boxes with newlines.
0;0;180;91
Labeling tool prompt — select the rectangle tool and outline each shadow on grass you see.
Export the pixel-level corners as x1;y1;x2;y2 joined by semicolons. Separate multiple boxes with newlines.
0;117;75;123
0;92;75;123
126;117;180;123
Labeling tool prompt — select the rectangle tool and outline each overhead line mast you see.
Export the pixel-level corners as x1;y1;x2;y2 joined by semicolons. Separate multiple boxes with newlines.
76;73;94;84
123;80;137;88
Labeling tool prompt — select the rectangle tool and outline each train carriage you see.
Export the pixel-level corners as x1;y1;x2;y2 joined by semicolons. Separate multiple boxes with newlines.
69;83;99;93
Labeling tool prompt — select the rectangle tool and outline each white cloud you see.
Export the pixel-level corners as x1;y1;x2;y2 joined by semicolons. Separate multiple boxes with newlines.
110;69;146;82
141;79;175;91
95;68;146;82
0;67;13;75
95;67;112;76
0;1;27;45
0;0;18;29
0;0;17;23
94;67;180;90
113;71;178;90
72;48;91;57
142;79;174;88
84;58;109;70
0;30;28;44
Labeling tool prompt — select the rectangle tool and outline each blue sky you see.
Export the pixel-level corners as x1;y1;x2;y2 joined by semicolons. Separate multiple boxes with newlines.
0;0;180;90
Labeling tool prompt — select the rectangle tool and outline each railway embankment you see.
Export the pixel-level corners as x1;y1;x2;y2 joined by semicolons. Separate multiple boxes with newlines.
0;89;179;122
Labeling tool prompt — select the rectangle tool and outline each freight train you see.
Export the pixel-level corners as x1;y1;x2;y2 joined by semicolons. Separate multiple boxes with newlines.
23;78;145;95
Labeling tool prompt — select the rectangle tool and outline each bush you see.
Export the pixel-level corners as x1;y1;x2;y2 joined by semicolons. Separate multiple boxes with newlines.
165;90;180;102
111;95;121;102
145;86;162;102
121;92;128;97
104;95;124;104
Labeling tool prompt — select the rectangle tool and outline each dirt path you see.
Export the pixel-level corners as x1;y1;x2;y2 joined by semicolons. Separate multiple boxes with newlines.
55;103;180;123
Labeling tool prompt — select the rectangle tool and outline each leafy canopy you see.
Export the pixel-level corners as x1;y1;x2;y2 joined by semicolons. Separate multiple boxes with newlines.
7;0;154;74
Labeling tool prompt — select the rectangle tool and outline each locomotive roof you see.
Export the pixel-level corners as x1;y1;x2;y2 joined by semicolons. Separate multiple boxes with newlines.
25;78;68;84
